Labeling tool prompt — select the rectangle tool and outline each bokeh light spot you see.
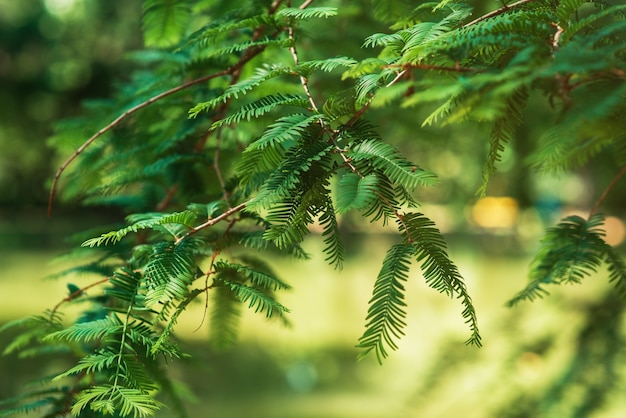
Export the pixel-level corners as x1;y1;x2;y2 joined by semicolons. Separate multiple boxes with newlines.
44;0;78;17
604;216;625;247
472;196;519;229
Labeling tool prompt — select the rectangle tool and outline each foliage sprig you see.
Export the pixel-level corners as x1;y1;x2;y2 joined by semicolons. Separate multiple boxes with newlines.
4;0;626;416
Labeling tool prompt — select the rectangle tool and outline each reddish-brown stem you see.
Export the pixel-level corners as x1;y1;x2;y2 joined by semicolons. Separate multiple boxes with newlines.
551;22;564;49
389;63;475;73
589;165;626;219
195;249;220;332
177;200;250;242
155;183;179;212
289;28;319;112
51;277;111;316
344;69;408;128
47;70;230;217
462;0;535;28
48;34;274;217
568;69;626;91
299;0;315;9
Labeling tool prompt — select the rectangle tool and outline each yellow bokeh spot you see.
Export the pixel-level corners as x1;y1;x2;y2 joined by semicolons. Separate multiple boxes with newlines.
604;216;625;247
472;197;519;229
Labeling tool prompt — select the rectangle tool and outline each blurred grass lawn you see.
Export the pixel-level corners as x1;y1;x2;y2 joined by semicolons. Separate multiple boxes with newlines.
1;233;624;417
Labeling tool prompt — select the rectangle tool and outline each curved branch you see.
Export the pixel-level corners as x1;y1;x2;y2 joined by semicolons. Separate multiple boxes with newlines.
588;165;626;219
177;200;250;243
462;0;535;28
51;276;111;316
48;39;275;216
47;71;229;217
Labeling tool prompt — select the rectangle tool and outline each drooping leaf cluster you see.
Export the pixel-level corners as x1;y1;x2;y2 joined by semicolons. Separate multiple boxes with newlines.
508;213;626;306
3;0;626;416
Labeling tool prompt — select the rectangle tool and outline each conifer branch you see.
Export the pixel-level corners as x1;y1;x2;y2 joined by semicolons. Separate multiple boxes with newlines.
589;165;626;219
18;2;626;415
551;22;564;49
48;70;230;217
345;69;407;127
51;277;111;316
112;288;138;392
48;16;280;217
155;184;178;212
391;63;475;73
299;0;315;9
289;27;319;112
196;250;220;332
177;200;250;242
462;0;535;28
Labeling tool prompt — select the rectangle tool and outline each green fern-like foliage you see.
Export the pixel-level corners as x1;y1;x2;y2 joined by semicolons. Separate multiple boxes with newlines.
4;0;626;416
508;214;626;306
142;0;192;48
357;243;415;363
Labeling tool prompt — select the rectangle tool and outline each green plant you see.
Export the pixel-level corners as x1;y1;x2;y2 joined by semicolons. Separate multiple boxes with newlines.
2;0;626;416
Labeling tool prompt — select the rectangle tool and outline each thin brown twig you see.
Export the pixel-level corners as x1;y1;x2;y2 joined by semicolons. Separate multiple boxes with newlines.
344;69;407;127
270;0;285;13
51;277;111;315
48;34;273;217
288;26;319;113
155;184;179;212
387;63;475;73
589;165;626;219
299;0;315;9
463;0;535;28
47;71;230;217
611;68;626;79
149;8;282;214
177;200;250;242
333;67;415;239
551;22;564;49
568;69;626;91
195;250;220;332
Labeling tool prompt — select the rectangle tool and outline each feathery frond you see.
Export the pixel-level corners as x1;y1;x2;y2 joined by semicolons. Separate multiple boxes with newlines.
208;285;241;351
318;194;345;269
188;64;295;117
400;213;481;347
83;211;198;247
45;315;122;345
336;173;379;214
72;385;163;418
211;94;309;129
508;214;609;306
214;260;291;291
478;87;529;196
219;279;289;318
348;139;439;190
357;243;414;363
248;139;334;210
276;7;338;20
142;0;191;48
144;240;198;306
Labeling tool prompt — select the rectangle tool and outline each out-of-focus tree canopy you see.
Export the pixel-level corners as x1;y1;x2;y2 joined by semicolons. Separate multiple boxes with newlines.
4;0;624;218
2;1;626;417
0;0;141;208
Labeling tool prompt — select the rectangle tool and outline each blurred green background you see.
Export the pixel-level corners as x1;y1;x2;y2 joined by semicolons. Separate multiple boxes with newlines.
2;1;626;417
